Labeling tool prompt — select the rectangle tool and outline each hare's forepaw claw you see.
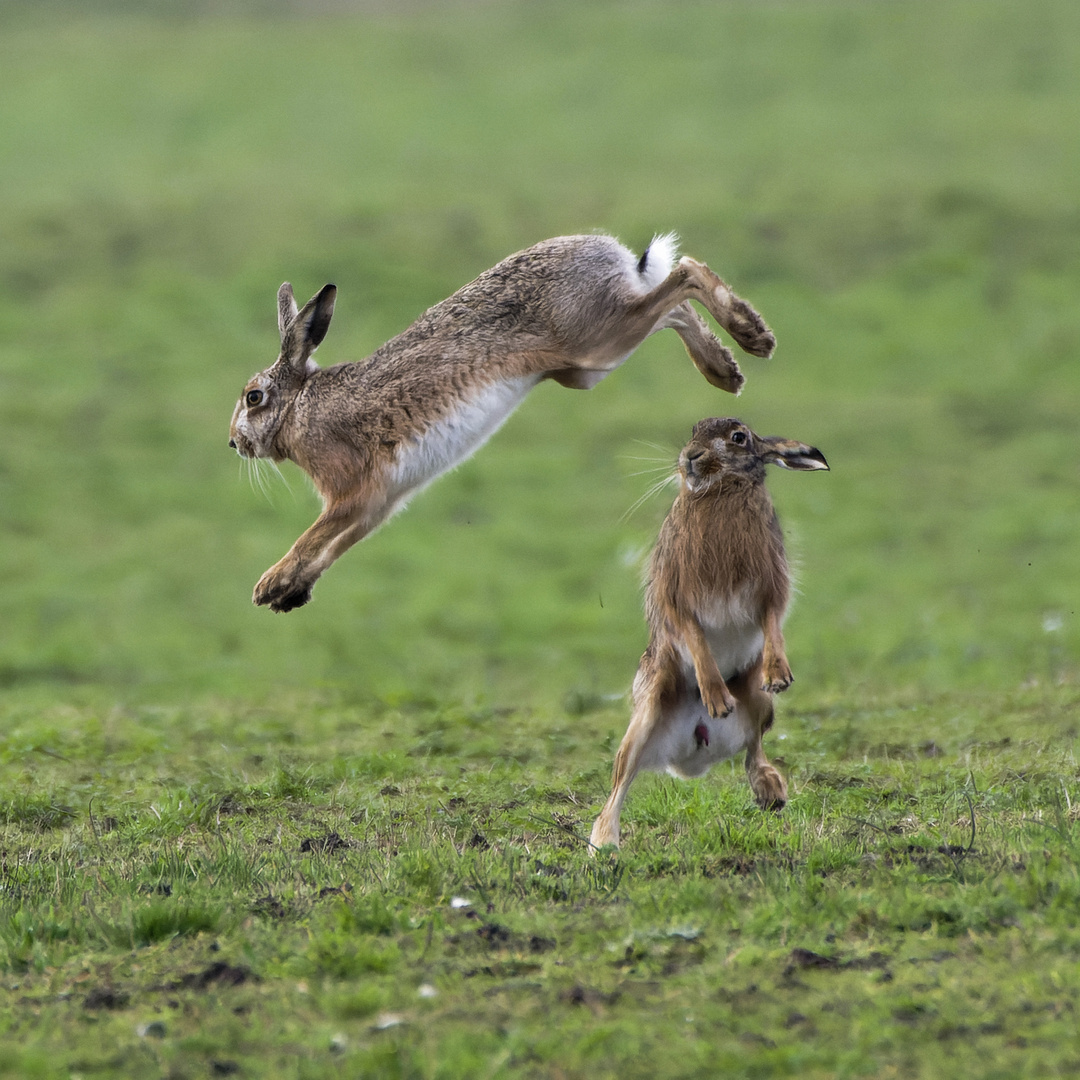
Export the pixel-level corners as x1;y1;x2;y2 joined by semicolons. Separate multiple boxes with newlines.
762;661;793;695
253;561;314;612
701;680;736;719
269;587;313;613
763;676;792;694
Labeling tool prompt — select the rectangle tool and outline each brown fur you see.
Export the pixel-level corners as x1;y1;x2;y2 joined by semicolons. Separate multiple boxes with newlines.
229;235;776;612
590;418;828;850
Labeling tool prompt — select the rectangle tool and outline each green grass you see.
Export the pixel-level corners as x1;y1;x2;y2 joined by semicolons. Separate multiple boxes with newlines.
1;0;1079;1075
3;688;1080;1077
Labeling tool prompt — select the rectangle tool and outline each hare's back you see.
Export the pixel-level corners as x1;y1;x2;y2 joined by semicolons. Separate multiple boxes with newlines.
391;235;659;344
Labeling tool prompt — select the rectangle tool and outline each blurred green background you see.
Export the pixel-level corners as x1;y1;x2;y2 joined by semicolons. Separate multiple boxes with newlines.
1;0;1077;710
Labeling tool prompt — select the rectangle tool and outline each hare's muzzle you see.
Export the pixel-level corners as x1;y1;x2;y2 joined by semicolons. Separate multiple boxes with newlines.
229;431;255;458
681;447;706;477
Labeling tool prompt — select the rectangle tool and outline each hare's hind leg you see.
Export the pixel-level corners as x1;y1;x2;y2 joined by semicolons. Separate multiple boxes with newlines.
590;651;674;851
728;663;787;811
660;302;745;394
590;704;655;851
676;258;776;358
628;260;776;360
548;260;771;393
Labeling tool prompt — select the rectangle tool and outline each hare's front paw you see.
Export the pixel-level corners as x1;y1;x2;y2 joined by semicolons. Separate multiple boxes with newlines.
762;658;793;694
749;764;788;811
700;677;736;719
253;559;314;613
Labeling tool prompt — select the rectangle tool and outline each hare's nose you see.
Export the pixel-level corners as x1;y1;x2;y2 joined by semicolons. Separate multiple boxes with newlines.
229;438;237;449
684;448;705;474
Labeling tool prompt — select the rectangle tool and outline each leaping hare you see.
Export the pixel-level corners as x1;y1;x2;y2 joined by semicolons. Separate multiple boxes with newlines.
229;234;776;612
590;417;828;851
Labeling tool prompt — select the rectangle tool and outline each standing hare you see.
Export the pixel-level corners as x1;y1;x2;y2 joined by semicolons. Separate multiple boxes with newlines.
229;234;776;612
590;417;828;851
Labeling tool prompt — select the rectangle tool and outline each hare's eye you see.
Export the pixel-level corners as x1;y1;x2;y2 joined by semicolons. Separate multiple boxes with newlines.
245;389;264;407
730;430;747;445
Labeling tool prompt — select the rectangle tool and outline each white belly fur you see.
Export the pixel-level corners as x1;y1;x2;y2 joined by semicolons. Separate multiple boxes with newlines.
643;590;766;780
638;691;756;780
388;375;541;508
678;589;766;682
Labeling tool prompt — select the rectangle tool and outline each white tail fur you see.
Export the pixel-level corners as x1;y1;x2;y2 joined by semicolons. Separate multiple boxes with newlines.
637;232;679;290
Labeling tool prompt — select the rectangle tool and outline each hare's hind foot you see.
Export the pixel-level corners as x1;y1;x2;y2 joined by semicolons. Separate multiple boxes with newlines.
253;558;315;612
677;257;776;359
748;762;788;811
662;302;745;395
714;289;776;359
688;335;744;395
589;813;620;852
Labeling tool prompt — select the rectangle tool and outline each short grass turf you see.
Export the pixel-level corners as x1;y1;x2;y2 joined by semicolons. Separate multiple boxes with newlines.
4;686;1080;1078
1;0;1079;1076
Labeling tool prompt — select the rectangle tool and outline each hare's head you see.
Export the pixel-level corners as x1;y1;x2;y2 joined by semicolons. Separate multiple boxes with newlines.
229;282;337;461
678;417;828;493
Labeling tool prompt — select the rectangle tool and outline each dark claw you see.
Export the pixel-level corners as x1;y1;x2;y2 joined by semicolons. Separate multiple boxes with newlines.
269;586;313;613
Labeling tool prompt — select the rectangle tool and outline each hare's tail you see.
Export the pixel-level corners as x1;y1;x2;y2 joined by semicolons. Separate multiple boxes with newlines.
636;232;679;290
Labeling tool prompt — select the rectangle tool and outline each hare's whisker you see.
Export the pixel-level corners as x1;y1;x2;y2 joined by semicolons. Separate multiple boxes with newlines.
630;438;677;455
626;465;676;478
623;456;675;470
621;471;678;522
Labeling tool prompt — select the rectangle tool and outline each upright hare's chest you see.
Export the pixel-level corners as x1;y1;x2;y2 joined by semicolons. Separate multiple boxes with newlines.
679;588;766;681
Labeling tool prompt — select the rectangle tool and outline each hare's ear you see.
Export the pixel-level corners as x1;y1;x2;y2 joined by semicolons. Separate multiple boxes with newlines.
280;284;337;373
277;282;299;340
759;435;829;472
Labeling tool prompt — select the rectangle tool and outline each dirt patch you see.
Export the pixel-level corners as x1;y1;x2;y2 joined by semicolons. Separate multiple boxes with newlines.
784;948;890;977
560;984;620;1014
83;986;130;1010
453;922;557;955
476;922;511;946
299;833;348;854
252;893;287;918
317;883;353;899
168;961;256;991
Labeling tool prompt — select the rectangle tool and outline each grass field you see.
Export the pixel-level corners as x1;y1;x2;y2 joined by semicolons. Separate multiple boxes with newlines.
1;0;1079;1075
